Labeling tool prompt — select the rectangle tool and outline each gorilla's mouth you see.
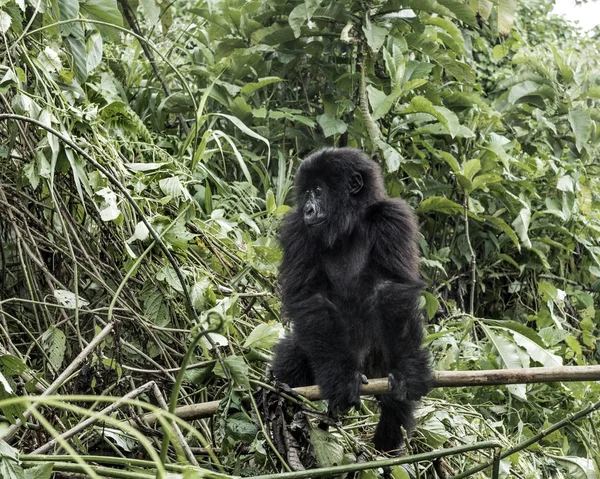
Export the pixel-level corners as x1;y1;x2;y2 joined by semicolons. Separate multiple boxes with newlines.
306;219;326;226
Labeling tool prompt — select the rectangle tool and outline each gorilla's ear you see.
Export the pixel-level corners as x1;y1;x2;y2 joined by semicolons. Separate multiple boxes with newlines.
349;173;363;194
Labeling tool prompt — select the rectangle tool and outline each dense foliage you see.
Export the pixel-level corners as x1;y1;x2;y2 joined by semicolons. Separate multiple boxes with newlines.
1;0;600;477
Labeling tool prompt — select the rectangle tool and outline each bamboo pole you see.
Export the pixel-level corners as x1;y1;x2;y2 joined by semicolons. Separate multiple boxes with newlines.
142;365;600;424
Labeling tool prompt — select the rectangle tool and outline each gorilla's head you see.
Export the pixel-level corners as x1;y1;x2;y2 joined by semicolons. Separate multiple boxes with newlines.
293;148;386;247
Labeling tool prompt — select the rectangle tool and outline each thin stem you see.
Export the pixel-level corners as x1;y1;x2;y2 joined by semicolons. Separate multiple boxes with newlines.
249;441;500;479
451;398;600;479
463;196;476;315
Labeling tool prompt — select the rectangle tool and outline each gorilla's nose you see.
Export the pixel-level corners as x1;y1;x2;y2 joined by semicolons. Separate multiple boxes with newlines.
304;203;323;225
304;203;316;217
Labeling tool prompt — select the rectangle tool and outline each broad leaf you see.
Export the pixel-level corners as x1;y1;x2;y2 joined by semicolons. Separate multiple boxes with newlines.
419;196;463;215
569;108;591;152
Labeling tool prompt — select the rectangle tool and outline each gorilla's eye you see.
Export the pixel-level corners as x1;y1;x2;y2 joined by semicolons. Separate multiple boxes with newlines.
314;186;323;196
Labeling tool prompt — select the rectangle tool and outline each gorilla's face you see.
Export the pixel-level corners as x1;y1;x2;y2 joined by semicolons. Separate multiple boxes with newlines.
299;173;363;228
293;148;378;248
301;183;328;227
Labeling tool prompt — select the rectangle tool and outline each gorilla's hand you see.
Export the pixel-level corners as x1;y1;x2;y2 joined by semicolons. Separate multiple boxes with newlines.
388;372;407;401
327;372;368;414
389;371;428;401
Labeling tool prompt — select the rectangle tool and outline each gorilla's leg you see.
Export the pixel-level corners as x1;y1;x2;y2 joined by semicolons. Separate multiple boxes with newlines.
373;395;416;454
389;348;432;401
271;335;314;387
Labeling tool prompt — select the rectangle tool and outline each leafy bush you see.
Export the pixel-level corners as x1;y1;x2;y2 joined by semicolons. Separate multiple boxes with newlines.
1;0;600;477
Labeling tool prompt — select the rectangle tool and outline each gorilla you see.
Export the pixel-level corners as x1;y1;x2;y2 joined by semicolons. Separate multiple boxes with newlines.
272;147;432;454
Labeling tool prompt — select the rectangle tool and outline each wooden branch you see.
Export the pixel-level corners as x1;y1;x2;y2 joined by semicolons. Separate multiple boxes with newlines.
141;365;600;424
2;322;115;442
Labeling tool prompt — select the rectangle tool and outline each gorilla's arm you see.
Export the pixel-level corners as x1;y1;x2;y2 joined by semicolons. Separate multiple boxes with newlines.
368;199;433;400
367;199;421;283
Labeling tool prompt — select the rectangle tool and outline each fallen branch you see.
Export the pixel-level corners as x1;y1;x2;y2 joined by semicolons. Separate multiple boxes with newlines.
31;381;155;455
22;441;500;479
1;322;115;442
142;365;600;424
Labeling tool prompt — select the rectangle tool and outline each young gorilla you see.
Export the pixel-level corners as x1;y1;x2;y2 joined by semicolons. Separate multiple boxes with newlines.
272;148;432;453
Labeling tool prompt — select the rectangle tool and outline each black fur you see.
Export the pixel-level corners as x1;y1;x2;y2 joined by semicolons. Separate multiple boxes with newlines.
272;148;432;454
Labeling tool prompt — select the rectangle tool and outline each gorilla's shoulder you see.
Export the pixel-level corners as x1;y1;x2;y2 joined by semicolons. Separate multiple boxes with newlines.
366;198;416;227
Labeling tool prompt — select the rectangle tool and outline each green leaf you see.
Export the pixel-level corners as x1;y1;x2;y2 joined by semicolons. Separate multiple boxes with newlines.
512;331;562;367
190;278;211;311
24;463;54;479
310;428;344;467
484;320;562;366
511;207;531;249
390;465;410;479
0;355;27;375
141;282;170;326
59;0;79;21
484;216;520;251
368;85;395;120
38;47;62;73
256;26;296;45
80;0;123;26
363;17;388;53
86;31;103;73
568;108;591;152
359;470;379;479
419;196;463;215
212;113;271;164
462;159;481;182
546;455;596;479
126;162;168;172
0;11;12;33
395;0;453;17
157;265;185;293
225;412;259;442
420;416;448;447
492;43;509;61
481;326;527;400
472;174;503;191
243;322;283;349
469;0;493;20
424;16;464;53
439;0;477;24
58;0;82;37
164;222;195;250
241;77;283;96
140;0;160;25
53;289;90;308
581;86;600;100
497;0;517;35
289;1;321;38
214;356;251;390
0;440;23;476
508;81;554;104
43;327;66;373
317;113;347;137
159;176;185;199
23;161;40;190
436;150;459;173
159;93;195;114
379;141;403;173
423;292;439;320
400;96;460;137
556;175;574;193
578;180;592;215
